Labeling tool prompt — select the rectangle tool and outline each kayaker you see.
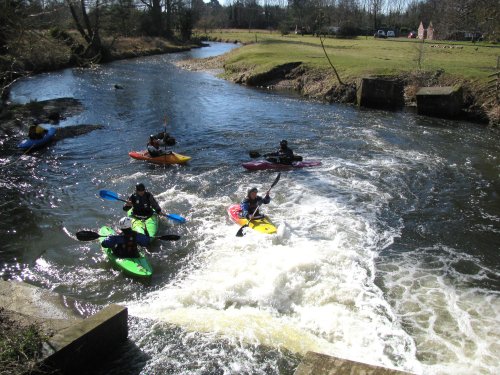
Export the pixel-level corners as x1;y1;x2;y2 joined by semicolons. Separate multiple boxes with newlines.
264;139;294;165
28;124;48;140
240;187;271;220
147;135;171;157
152;131;176;146
101;217;150;258
123;183;163;219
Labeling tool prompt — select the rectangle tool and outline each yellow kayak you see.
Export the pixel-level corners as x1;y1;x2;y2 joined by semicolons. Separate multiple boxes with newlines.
129;150;191;165
227;204;277;234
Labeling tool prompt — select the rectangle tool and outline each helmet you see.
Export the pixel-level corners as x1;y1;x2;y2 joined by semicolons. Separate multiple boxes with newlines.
136;183;145;192
149;134;155;140
247;187;258;196
119;217;132;230
280;139;288;147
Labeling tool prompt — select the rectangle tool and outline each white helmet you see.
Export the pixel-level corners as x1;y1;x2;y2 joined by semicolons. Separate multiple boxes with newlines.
119;217;132;230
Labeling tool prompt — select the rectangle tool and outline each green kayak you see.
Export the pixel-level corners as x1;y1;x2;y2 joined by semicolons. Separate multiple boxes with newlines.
98;226;153;279
127;209;159;238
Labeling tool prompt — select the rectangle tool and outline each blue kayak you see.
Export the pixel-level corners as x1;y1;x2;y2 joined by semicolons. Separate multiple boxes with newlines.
18;127;56;151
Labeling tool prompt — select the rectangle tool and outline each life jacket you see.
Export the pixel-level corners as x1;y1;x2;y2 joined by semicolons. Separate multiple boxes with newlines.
247;197;259;212
28;125;45;140
131;192;154;217
116;229;138;258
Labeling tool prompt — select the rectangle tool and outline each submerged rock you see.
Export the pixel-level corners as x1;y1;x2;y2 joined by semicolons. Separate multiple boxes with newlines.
53;124;103;140
0;97;84;136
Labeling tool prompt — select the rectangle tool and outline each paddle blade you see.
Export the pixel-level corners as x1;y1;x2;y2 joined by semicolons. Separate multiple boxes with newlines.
165;213;187;224
99;189;123;202
157;234;181;241
76;230;100;241
236;224;248;237
270;172;281;189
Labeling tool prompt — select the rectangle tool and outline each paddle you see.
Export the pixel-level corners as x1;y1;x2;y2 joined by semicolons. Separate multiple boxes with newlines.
76;230;180;241
163;116;168;166
98;189;187;223
248;151;303;162
236;172;281;237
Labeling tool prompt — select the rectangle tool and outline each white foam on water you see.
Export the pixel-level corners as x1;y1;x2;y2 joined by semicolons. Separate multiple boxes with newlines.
128;170;422;374
123;136;498;374
378;246;500;375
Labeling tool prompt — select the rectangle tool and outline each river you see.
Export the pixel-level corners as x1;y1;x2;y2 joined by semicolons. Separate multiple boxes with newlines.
1;43;499;375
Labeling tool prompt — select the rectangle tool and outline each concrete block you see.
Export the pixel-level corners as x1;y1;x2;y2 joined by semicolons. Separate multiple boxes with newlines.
294;351;412;375
416;86;463;118
42;304;128;374
357;77;404;109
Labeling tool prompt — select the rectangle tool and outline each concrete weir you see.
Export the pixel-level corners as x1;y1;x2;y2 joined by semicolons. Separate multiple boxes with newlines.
0;280;127;374
416;86;463;118
1;281;412;374
294;351;412;375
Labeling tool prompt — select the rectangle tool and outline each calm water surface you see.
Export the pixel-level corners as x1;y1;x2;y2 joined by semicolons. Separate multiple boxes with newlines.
1;43;499;374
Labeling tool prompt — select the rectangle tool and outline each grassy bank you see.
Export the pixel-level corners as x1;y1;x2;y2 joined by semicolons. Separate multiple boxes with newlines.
197;29;499;124
0;308;47;375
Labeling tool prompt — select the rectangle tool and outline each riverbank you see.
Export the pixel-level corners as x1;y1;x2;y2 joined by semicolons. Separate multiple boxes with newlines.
187;31;499;126
0;33;204;103
0;35;204;137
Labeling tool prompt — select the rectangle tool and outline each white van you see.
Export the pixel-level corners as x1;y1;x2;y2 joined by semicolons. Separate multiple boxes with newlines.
387;31;395;37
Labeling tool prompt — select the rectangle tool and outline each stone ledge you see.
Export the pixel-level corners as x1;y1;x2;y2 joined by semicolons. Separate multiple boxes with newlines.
294;351;413;375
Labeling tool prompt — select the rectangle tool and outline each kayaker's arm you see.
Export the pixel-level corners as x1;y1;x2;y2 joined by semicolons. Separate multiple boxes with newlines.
101;235;118;248
136;233;151;246
122;194;134;211
261;194;271;204
149;194;162;215
240;200;250;218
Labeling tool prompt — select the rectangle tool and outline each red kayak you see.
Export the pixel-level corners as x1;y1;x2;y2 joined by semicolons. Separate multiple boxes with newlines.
242;160;322;171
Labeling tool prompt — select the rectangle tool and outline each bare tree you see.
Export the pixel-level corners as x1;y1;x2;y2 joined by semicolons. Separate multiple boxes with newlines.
140;0;165;36
65;0;103;61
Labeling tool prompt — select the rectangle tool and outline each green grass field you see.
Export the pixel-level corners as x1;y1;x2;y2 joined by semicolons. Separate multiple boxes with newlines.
199;29;499;84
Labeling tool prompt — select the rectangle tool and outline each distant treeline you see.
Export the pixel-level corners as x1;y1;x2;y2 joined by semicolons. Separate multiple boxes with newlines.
202;0;498;41
0;0;498;99
1;1;498;48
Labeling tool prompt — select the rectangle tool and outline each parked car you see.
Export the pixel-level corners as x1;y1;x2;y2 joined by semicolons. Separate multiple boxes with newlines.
387;30;395;37
408;31;417;38
374;30;386;38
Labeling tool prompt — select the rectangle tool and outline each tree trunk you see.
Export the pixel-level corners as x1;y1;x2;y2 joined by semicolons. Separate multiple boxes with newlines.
66;0;103;61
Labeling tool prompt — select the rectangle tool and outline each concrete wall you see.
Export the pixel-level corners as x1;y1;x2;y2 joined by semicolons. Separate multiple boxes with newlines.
357;77;405;109
0;281;128;375
42;304;128;374
294;351;412;375
416;86;463;118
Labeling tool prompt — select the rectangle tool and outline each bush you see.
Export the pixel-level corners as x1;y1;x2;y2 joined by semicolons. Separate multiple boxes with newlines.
336;24;361;39
279;21;291;36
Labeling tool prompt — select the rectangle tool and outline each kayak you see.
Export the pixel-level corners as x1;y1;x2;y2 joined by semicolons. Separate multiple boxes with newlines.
129;150;191;165
17;127;56;151
126;209;159;238
98;226;153;279
227;204;277;235
242;160;322;171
